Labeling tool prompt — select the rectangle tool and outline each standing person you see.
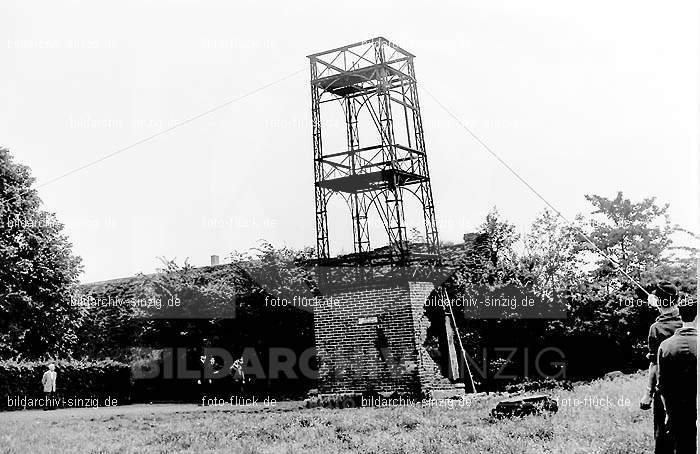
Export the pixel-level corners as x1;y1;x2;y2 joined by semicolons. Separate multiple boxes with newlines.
197;339;213;406
639;282;683;453
231;356;246;398
197;354;213;405
657;299;697;453
41;363;57;410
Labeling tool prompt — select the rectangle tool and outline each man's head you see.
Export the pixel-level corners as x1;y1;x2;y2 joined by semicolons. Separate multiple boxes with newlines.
48;363;55;371
650;281;679;314
678;299;697;324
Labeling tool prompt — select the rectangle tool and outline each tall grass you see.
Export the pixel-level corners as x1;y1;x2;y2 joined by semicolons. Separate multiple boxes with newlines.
0;372;652;453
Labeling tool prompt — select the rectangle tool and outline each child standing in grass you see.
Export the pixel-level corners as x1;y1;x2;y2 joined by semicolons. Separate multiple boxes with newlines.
639;282;683;454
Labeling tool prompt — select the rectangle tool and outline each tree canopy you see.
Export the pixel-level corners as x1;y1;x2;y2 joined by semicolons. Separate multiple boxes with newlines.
0;148;82;358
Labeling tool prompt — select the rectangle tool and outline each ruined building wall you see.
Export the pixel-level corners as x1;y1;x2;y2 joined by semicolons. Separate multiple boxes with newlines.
314;279;462;397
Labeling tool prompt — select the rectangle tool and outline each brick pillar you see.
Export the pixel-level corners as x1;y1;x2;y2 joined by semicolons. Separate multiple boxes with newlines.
314;277;464;398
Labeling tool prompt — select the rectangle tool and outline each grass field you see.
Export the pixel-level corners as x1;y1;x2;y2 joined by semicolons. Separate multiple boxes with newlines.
0;372;652;453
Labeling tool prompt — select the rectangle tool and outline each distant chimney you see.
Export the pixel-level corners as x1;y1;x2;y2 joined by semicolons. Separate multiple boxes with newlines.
210;255;220;266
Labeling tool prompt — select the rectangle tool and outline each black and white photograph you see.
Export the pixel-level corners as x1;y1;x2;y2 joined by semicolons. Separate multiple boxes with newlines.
0;1;698;452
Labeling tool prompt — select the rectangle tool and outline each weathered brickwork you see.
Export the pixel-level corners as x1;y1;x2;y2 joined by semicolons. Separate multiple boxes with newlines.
314;278;463;397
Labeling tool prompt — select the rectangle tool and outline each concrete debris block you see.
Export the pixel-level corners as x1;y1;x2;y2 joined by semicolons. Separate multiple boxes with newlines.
491;394;558;418
305;393;361;409
470;392;490;399
427;384;465;401
604;371;623;380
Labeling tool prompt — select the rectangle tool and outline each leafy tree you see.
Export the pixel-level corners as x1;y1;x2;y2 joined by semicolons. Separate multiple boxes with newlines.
147;258;240;319
439;209;548;389
0;148;82;358
228;240;317;305
477;207;519;268
551;192;695;375
133;258;243;350
583;192;673;285
523;209;583;298
645;227;697;298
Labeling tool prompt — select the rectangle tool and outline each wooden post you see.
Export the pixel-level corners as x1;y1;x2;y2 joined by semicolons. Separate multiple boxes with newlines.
443;314;460;381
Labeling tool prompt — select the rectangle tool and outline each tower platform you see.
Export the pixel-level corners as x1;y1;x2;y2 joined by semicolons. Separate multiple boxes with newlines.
315;169;427;193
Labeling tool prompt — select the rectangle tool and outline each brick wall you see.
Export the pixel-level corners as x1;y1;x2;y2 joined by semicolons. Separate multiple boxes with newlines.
314;278;460;397
407;281;454;390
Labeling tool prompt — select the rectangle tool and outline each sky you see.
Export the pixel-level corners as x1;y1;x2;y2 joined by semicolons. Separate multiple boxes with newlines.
1;0;698;283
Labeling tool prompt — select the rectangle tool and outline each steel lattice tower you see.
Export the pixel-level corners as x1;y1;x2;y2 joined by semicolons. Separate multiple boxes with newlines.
309;37;440;264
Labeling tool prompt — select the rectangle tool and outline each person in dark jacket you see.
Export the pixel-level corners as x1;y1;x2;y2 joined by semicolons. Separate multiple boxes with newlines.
639;282;683;453
657;299;697;454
